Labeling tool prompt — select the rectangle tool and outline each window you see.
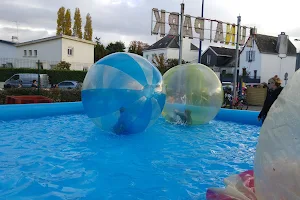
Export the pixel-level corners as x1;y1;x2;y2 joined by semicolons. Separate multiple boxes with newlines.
68;47;73;56
254;70;257;79
29;50;32;56
24;50;27;56
34;50;37;56
11;75;20;80
207;55;211;65
59;82;74;86
246;51;255;62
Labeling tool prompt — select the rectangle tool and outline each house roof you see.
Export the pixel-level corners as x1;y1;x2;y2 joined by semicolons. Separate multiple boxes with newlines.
145;34;199;51
0;39;16;45
255;34;296;55
15;34;96;47
241;34;297;56
146;35;179;50
191;43;199;50
210;46;237;57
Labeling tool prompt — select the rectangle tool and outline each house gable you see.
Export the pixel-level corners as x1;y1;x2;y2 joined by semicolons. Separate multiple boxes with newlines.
202;46;238;68
201;47;218;67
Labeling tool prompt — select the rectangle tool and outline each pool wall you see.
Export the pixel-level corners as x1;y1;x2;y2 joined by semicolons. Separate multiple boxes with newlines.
0;102;262;126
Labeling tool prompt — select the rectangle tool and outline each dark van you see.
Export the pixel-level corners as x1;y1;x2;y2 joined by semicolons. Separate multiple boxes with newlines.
4;73;50;88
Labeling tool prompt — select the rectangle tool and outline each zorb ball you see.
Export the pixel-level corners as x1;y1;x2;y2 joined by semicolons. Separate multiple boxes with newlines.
162;63;223;125
81;52;166;134
254;69;300;200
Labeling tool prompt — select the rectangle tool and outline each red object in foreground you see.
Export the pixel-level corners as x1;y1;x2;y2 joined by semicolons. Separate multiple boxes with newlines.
206;170;255;200
6;95;53;104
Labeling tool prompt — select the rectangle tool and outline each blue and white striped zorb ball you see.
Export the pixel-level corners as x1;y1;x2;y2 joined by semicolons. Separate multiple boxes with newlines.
81;52;166;134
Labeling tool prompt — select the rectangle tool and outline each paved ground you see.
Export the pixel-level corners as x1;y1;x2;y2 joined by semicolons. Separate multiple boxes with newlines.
248;106;262;111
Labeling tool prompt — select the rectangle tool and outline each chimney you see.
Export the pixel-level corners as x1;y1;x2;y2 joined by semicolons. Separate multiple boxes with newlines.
276;32;288;58
12;36;19;43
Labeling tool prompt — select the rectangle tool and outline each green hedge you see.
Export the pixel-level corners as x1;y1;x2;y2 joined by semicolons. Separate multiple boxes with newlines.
0;88;81;104
0;68;87;84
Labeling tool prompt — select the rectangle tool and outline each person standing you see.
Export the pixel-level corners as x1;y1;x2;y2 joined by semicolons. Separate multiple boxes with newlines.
258;75;283;123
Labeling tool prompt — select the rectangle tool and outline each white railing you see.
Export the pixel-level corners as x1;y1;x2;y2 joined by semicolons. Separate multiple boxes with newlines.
0;57;93;71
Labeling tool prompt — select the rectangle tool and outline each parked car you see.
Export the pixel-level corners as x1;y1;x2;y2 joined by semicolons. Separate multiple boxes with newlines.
57;80;82;90
4;73;50;88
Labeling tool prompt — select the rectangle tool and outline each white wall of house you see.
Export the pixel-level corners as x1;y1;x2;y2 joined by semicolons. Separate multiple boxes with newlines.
61;38;95;70
166;48;180;60
0;42;16;58
239;41;262;77
261;54;296;86
15;39;62;69
182;38;199;62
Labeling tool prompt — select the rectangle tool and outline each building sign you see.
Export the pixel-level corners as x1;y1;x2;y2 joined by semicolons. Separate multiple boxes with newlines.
151;8;256;47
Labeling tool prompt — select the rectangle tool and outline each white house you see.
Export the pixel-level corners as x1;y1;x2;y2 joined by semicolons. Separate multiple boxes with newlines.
0;35;96;71
0;40;16;66
239;33;297;86
143;34;199;63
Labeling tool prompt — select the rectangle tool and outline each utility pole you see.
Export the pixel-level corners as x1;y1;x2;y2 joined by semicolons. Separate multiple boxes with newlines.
178;3;184;65
38;60;41;95
198;0;204;63
233;15;241;100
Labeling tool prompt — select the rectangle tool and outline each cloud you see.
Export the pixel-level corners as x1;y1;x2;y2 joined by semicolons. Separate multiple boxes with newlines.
0;0;300;51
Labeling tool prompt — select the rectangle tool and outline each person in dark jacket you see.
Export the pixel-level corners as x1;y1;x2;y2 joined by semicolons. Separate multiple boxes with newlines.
258;75;283;123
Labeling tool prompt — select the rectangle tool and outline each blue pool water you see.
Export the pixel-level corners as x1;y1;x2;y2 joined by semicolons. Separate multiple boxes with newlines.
0;114;260;200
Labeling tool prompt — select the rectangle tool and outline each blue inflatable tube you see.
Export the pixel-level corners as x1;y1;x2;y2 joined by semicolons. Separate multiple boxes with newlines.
0;102;262;126
0;102;84;121
215;108;262;126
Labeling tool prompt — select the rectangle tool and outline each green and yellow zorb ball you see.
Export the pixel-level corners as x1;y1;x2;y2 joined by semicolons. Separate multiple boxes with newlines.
162;63;223;125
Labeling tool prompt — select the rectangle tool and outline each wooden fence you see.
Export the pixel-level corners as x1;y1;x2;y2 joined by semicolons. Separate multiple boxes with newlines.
246;87;267;106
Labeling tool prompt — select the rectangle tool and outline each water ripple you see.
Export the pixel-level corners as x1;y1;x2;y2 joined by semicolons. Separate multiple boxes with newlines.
0;114;260;199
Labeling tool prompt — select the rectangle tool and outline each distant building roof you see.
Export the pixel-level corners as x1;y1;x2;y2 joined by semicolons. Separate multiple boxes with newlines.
15;34;96;47
0;39;16;45
210;46;237;57
146;35;179;50
145;34;199;51
255;34;296;55
190;43;199;50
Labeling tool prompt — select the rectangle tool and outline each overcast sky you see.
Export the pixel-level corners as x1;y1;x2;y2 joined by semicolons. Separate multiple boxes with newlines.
1;0;300;50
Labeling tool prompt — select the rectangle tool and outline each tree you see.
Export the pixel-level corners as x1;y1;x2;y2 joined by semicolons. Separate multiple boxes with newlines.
64;9;72;36
56;6;65;35
94;37;107;62
166;59;187;69
73;8;83;39
84;13;93;41
53;61;71;70
128;41;149;56
106;41;126;55
152;54;167;72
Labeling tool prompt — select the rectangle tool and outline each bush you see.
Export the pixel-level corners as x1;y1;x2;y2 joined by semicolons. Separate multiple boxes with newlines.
53;61;71;70
0;88;81;104
0;68;87;84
